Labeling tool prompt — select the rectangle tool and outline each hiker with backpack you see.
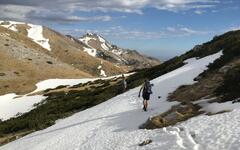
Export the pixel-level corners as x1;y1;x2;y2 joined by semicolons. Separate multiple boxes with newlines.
138;79;153;111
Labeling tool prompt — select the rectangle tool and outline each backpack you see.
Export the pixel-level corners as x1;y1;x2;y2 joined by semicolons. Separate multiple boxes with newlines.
143;81;152;94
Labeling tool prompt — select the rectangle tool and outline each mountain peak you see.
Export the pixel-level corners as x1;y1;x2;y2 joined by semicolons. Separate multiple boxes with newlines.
79;32;111;51
78;32;160;69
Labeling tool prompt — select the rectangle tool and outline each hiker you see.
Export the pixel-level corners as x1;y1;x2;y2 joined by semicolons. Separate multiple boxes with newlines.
138;79;153;111
121;74;127;92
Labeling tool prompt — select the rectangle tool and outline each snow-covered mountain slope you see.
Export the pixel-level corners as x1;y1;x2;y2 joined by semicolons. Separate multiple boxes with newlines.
79;33;120;54
2;51;236;150
79;33;160;70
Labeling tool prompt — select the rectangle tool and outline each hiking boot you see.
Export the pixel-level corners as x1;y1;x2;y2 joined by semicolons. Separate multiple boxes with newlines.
143;106;147;111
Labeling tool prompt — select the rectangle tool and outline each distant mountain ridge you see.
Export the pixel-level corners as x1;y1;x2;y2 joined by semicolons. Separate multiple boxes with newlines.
78;33;160;70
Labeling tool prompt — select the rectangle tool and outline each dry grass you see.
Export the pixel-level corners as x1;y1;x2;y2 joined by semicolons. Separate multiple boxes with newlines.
168;72;224;103
0;27;93;95
43;27;125;76
0;25;127;95
0;130;34;146
140;103;202;129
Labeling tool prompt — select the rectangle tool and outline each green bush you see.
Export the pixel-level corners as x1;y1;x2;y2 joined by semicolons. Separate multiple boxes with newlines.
215;66;240;101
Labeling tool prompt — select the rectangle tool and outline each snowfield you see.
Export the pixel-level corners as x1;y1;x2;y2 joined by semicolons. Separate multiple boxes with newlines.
2;51;240;150
32;78;96;93
83;47;97;57
0;94;46;121
27;24;51;51
199;100;240;114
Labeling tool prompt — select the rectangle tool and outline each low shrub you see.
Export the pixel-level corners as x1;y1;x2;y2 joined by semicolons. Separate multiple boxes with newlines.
215;66;240;101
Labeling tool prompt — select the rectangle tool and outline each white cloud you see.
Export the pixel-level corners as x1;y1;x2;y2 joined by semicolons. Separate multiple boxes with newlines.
194;10;205;14
0;4;112;23
63;26;210;40
0;0;221;22
34;15;112;23
166;27;176;32
166;27;209;36
152;0;219;12
0;4;35;21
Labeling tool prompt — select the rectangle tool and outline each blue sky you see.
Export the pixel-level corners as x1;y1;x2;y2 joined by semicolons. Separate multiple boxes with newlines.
1;0;240;60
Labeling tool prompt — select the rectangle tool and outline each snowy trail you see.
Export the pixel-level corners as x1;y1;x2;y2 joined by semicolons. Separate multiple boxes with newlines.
179;109;240;150
2;51;234;150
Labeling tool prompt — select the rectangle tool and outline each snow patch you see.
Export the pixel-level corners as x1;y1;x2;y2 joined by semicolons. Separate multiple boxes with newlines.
83;47;97;57
100;69;107;77
101;43;110;50
97;35;110;50
0;21;25;32
79;36;94;45
27;24;51;51
112;49;123;55
31;79;96;93
97;35;106;43
0;94;46;121
32;73;134;94
97;65;107;77
199;100;240;114
8;24;18;32
97;65;102;69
